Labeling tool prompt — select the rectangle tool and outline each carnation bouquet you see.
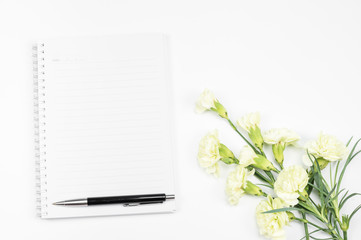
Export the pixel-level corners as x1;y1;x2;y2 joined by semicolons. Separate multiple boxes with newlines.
196;89;361;240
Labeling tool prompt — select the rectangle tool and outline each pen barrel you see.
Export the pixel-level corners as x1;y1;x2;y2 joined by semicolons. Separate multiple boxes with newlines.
87;194;167;205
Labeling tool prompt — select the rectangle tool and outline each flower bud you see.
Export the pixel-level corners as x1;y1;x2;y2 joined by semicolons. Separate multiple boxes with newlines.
219;143;238;164
237;112;263;150
253;154;276;171
249;126;264;151
286;211;295;221
213;101;228;119
272;143;285;166
298;189;309;201
340;215;350;231
219;143;235;159
244;181;263;196
315;158;329;170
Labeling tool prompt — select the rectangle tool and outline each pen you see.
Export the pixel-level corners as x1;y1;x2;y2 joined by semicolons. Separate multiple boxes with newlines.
53;193;175;207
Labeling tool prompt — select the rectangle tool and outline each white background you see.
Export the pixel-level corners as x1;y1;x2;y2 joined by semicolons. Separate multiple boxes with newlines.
1;1;361;239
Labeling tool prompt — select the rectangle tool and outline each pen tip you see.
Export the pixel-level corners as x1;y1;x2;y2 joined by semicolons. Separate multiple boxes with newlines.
166;194;175;200
53;201;64;206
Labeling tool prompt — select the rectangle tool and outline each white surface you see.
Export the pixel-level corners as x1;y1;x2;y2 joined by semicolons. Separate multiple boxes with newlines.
35;34;176;218
1;0;361;239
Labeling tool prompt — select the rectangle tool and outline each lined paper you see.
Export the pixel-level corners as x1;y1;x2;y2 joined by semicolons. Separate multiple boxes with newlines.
37;34;175;218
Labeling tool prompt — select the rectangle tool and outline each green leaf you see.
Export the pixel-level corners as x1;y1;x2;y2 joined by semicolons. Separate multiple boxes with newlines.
306;172;316;196
339;190;349;206
307;183;328;198
349;204;361;221
297;201;324;220
263;207;304;214
256;183;273;189
309;237;338;240
253;170;273;185
339;192;361;209
329;188;345;203
336;138;361;194
348;149;361;164
306;151;317;166
346;136;354;147
325;184;337;204
312;158;327;208
323;185;337;215
300;229;323;240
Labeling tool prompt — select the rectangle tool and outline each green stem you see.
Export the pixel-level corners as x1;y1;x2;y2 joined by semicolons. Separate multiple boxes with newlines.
302;212;310;240
254;170;273;186
259;148;266;157
298;201;342;239
294;218;328;234
264;171;275;183
343;230;347;240
321;217;342;239
295;216;341;239
227;119;260;154
334;161;341;188
330;163;333;188
307;196;318;209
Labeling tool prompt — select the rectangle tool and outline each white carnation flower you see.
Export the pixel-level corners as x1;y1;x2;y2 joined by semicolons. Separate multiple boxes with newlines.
197;130;221;176
226;166;255;205
303;132;348;166
274;165;308;206
263;128;300;145
195;89;216;113
237;112;260;133
256;195;290;240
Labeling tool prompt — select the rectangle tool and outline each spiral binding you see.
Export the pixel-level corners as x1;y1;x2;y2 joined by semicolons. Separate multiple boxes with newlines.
33;43;48;217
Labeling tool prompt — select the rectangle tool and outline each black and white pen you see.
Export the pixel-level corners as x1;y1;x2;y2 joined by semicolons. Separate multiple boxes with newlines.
53;193;175;207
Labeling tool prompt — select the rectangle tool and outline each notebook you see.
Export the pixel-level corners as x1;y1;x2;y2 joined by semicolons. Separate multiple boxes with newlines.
33;34;176;219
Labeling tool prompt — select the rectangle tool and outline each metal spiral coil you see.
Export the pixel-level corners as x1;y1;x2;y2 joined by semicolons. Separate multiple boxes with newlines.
33;43;48;217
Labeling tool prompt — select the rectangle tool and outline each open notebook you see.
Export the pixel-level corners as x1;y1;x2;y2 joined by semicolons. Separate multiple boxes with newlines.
33;34;176;219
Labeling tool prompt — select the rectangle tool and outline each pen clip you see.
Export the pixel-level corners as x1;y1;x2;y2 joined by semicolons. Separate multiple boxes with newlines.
123;201;164;207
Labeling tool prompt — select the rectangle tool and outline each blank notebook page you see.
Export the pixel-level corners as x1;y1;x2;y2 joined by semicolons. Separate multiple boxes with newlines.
34;34;176;219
